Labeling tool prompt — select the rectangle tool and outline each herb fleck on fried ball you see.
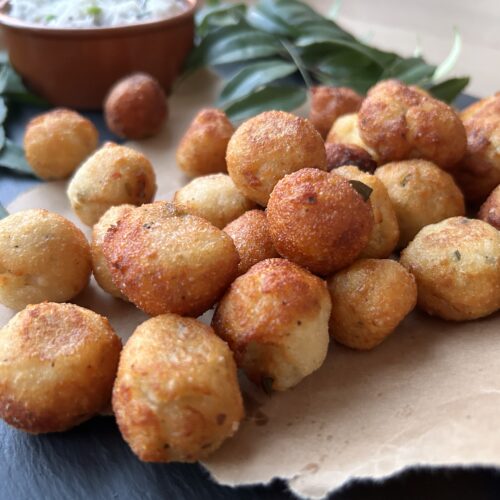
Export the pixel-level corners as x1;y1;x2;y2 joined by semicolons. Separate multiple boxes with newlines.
400;217;500;321
113;314;243;462
24;108;98;180
375;159;465;248
176;108;234;178
325;142;377;174
174;173;256;229
102;201;239;317
0;302;121;434
212;259;331;392
0;209;91;310
267;168;373;275
478;184;500;230
226;111;327;206
358;79;466;169
67;142;157;226
327;259;417;350
104;72;168;140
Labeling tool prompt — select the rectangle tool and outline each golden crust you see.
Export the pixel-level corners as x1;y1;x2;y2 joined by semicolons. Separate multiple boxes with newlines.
267;168;374;275
327;259;417;350
212;258;331;391
0;209;91;310
24;108;98;180
102;201;239;317
478;184;500;230
0;302;121;434
223;209;278;275
112;314;243;462
176;108;234;178
400;217;500;321
325;142;377;174
358;80;466;169
226;110;327;206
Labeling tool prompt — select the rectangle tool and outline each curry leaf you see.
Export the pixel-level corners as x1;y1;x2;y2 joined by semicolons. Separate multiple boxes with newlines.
0;201;8;220
427;77;470;103
0;139;36;176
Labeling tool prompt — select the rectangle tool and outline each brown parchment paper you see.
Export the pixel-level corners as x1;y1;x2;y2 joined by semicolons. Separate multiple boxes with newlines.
1;69;500;499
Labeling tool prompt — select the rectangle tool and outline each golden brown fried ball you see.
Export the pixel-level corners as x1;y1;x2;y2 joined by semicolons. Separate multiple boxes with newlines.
223;209;278;275
113;314;243;462
102;201;239;317
226;111;327;206
327;259;417;350
400;217;500;321
454;93;500;203
0;302;121;434
0;209;91;310
173;173;256;229
375;159;465;248
67;142;157;226
212;259;330;391
91;204;134;299
335;166;399;258
325;142;377;174
267;168;374;275
478;184;500;230
309;86;363;139
24;108;98;180
104;72;168;140
358;79;466;169
176;108;234;178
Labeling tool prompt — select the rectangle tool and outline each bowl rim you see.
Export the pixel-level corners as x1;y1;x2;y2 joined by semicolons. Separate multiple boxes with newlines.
0;0;197;36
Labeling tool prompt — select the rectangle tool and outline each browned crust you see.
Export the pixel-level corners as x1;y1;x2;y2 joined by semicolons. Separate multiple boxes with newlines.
325;142;377;173
478;184;500;229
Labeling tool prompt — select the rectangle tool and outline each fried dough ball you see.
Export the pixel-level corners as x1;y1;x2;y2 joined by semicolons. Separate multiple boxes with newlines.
223;209;278;275
335;166;399;258
226;111;327;206
400;217;500;321
173;173;256;229
176;108;234;178
478;184;500;230
212;259;330;391
375;160;465;248
0;209;91;310
24;108;98;180
0;302;121;434
358;80;466;169
91;204;134;298
67;142;157;226
267;168;373;275
113;314;243;462
309;86;363;139
325;142;377;174
104;72;168;140
454;93;500;202
327;259;417;350
102;201;239;317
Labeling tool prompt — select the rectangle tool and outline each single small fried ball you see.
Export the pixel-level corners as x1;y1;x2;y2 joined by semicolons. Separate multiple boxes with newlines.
223;209;278;275
173;173;256;229
67;142;157;226
104;72;168;140
400;217;500;321
478;184;500;230
176;108;234;178
375;159;465;248
226;111;327;206
327;259;417;350
335;166;399;258
0;302;121;434
91;204;134;298
113;314;243;462
212;259;331;391
24;108;98;180
309;86;363;138
358;80;466;169
102;201;239;317
454;93;500;203
0;209;91;310
267;168;374;275
325;142;377;174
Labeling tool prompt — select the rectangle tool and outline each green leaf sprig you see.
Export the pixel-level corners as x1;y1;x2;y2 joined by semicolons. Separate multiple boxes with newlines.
186;0;470;121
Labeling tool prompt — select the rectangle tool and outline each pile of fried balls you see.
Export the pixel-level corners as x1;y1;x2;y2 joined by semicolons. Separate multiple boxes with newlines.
0;79;499;463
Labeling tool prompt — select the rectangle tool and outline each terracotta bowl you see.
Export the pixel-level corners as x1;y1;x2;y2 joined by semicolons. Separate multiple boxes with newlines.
0;0;197;109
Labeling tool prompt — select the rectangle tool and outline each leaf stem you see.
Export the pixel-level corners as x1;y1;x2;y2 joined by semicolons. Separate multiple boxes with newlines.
280;39;313;89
